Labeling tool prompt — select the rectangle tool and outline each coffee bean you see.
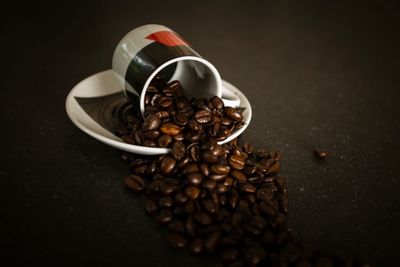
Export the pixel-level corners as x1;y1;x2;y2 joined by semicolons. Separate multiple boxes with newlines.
202;179;217;190
157;134;173;147
160;122;181;136
205;231;221;253
210;96;224;110
159;196;174;208
158;96;173;108
144;199;159;215
157;208;173;224
168;219;185;234
230;170;247;183
185;186;201;199
187;172;204;185
142;114;161;131
123;174;145;192
160;183;179;195
166;233;187;248
223;107;243;122
171;141;186;160
199;163;210;177
189;238;204;254
174;192;189;205
314;149;329;159
183;163;200;174
229;155;245;170
160;156;176;174
211;163;231;175
238;183;257;193
195;212;212;225
201;151;219;163
194;109;212;124
173;113;189;126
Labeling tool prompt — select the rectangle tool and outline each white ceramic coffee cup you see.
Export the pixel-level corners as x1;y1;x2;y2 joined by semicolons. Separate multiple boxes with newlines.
112;24;240;116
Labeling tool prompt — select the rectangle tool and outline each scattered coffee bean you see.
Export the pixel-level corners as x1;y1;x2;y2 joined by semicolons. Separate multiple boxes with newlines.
123;174;145;192
314;149;329;159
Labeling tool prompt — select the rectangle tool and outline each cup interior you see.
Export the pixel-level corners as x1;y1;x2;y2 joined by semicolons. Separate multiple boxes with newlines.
140;56;222;113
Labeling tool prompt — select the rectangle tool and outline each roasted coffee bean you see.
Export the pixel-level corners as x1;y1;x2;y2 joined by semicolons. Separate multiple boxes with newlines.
173;113;189;126
160;156;176;174
159;196;174;208
210;96;224;110
155;110;170;119
194;109;212;124
144;199;159;215
201;151;219;163
199;163;210;177
238;183;257;193
229;155;245;170
142;114;161;131
202;179;217;190
231;170;247;183
157;208;174;224
166;233;187;248
211;163;231;175
123;174;145;192
143;129;160;139
171;141;186;160
188;119;202;131
195;212;212;225
242;143;254;154
174;192;189;205
183;163;200;174
216;183;228;194
168;219;185;234
189;238;204;254
158;96;173;108
160;122;181;136
160;183;179;195
187;172;204;185
157;134;173;147
185;186;201;199
205;231;221;253
143;139;157;147
314;149;329;159
223;107;243;122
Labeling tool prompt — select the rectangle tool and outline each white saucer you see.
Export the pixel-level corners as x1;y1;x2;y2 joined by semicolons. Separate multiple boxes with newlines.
65;70;252;155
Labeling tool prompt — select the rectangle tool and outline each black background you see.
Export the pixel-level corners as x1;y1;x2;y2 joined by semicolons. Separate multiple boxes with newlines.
1;1;400;266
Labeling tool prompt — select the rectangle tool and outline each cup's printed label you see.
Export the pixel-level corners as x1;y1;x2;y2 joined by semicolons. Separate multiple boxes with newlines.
145;31;189;47
124;31;199;99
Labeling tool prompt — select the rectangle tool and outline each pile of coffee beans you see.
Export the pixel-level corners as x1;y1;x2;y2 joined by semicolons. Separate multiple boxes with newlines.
116;78;245;148
118;80;371;267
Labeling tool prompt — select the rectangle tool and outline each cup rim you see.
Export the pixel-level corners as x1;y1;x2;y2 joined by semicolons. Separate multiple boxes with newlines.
139;56;222;114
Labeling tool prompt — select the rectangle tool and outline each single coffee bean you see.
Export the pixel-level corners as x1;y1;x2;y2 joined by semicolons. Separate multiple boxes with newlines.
123;174;145;192
195;212;213;225
201;151;219;163
173;113;189;126
188;119;202;131
199;163;210;177
157;208;174;224
144;199;159;215
143;129;160;139
160;122;181;136
202;179;217;190
159;196;174;208
168;219;185;234
189;238;204;254
166;233;187;248
142;114;161;131
231;170;247;183
185;186;201;199
183;163;200;174
229;155;245;170
238;183;257;193
211;163;231;175
187;172;204;186
174;192;189;205
210;96;224;110
160;156;177;174
223;107;243;122
158;96;173;108
194;109;212;124
205;231;221;253
171;141;186;160
160;183;179;195
157;134;173;147
314;149;329;159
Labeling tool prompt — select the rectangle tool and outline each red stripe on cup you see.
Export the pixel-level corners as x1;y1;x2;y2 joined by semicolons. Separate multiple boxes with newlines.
146;31;189;47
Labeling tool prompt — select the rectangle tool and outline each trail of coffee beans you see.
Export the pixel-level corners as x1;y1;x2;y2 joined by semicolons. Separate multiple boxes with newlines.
116;79;371;267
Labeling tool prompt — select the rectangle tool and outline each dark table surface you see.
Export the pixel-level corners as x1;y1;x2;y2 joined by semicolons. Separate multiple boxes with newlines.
1;1;400;266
